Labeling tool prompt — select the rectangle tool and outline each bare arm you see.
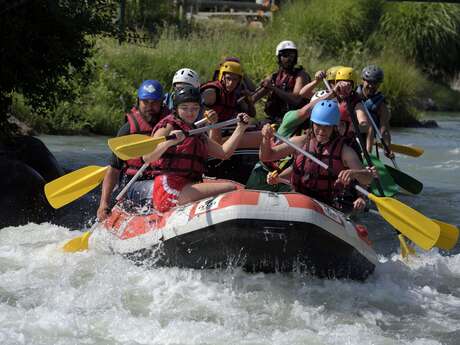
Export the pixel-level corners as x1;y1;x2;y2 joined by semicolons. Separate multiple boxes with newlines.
354;102;370;133
269;71;309;107
259;124;304;161
340;144;373;186
299;70;326;99
97;167;120;220
208;114;250;160
142;125;184;164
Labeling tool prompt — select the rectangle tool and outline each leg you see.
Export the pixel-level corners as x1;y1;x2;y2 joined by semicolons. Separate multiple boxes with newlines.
178;181;237;205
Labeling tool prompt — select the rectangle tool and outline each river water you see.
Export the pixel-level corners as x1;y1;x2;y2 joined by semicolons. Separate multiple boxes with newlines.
1;115;459;345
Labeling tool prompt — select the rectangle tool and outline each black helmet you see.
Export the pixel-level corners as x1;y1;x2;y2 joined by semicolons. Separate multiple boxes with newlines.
362;65;384;83
173;85;201;108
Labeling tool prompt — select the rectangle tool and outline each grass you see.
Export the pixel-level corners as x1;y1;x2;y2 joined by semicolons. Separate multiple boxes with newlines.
11;0;460;135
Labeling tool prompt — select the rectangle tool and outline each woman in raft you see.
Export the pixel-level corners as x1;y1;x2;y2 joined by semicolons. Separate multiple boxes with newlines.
260;100;374;213
142;85;251;212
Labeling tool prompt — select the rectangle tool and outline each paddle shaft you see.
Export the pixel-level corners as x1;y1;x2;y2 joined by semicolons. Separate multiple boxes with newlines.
361;103;399;169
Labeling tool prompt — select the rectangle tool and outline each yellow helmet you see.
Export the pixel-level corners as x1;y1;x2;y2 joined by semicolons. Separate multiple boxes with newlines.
326;65;344;81
335;67;357;85
218;61;243;81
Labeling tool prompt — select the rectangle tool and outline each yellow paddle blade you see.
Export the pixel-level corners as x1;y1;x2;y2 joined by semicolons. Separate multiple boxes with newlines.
45;166;108;209
433;220;459;250
367;193;440;250
62;231;91;252
108;134;168;160
378;143;424;157
398;234;416;258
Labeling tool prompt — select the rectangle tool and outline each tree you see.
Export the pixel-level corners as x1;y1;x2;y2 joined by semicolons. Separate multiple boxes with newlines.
0;0;117;137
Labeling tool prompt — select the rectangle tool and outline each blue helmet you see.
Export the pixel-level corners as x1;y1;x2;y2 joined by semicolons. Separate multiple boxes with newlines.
311;100;339;126
137;80;164;101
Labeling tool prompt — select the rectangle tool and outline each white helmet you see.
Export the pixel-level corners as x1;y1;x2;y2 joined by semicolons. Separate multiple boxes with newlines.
310;89;328;102
275;40;297;56
172;68;200;88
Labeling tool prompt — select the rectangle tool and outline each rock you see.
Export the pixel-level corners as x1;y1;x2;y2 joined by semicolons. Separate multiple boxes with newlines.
0;136;63;227
0;136;64;182
0;159;54;227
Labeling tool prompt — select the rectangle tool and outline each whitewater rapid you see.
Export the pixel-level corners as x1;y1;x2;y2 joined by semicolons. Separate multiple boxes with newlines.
1;223;459;345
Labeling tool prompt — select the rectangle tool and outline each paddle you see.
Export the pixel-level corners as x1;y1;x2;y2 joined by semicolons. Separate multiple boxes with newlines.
362;103;423;195
273;132;441;251
377;142;424;157
62;163;150;252
109;118;240;160
366;208;458;252
369;154;399;197
45;165;109;209
384;164;423;195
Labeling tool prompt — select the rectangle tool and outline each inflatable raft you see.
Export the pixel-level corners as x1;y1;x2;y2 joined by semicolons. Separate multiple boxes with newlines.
90;187;378;281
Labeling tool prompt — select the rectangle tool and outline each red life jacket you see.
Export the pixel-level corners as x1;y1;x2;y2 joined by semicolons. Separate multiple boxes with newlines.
265;67;307;122
338;92;362;136
201;80;238;121
123;106;170;177
151;115;208;181
291;132;346;205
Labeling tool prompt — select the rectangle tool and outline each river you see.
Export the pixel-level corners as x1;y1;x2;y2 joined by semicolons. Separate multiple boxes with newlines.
1;115;459;345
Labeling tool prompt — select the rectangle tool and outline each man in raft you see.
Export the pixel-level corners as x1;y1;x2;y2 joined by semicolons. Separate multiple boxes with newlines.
252;40;310;124
142;85;251;213
356;65;394;158
260;100;373;213
97;80;170;220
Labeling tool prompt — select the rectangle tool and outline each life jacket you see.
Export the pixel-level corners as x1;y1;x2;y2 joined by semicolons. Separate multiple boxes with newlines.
123;107;170;177
356;85;385;129
200;80;238;122
338;92;362;136
151;115;208;181
291;131;346;205
264;66;308;123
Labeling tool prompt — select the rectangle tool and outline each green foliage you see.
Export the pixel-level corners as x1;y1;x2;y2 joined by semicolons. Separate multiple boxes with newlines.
0;0;117;137
8;0;460;136
378;2;460;81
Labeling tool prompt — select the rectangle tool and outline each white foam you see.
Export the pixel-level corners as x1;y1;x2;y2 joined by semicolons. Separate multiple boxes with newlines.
1;224;460;345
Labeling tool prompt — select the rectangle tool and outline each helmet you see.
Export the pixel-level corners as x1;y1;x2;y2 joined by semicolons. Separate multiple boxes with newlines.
137;80;164;101
275;40;297;56
310;89;328;102
173;85;201;108
310;100;340;126
335;67;357;85
172;68;200;88
326;65;344;81
218;61;243;81
362;65;384;83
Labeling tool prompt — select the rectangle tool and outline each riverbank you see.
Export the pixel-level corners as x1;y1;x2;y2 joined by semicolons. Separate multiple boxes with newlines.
9;0;460;136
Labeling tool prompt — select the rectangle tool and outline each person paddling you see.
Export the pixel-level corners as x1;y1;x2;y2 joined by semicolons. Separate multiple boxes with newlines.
201;59;255;143
332;67;370;157
164;68;201;111
142;85;251;213
356;65;394;158
252;40;310;124
260;100;373;213
97;80;170;220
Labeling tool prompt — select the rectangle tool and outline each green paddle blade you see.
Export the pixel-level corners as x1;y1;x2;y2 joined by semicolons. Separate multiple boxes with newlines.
378;143;424;157
433;219;459;250
369;154;399;197
108;134;167;160
384;164;423;195
45;166;108;209
367;193;440;250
